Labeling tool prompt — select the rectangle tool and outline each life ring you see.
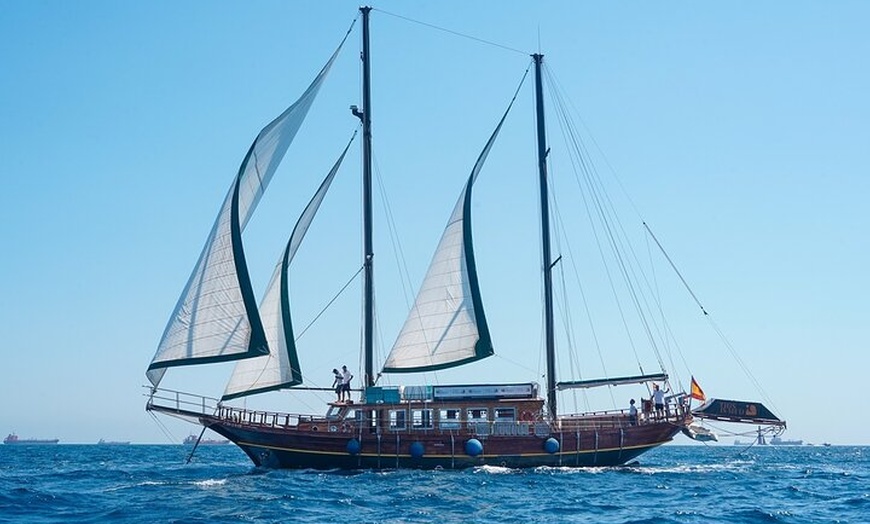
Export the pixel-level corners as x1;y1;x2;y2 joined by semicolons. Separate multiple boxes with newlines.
329;425;338;433
520;411;535;422
311;426;319;432
341;423;351;433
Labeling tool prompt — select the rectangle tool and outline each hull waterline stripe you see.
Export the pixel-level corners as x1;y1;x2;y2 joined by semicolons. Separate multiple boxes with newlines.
233;438;673;459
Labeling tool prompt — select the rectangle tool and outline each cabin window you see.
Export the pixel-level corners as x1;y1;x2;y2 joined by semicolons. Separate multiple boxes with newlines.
439;408;461;429
347;409;364;424
389;409;406;430
411;409;433;430
494;407;516;421
325;405;343;420
467;408;488;422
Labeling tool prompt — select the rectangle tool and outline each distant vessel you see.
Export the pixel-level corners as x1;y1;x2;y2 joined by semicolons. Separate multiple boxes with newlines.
97;439;131;445
183;434;229;446
4;433;59;445
770;436;803;446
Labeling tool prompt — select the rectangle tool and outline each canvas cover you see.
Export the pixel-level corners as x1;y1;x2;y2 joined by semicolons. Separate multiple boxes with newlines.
692;398;784;426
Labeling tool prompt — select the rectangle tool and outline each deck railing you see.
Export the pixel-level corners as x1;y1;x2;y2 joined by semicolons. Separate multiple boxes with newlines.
145;386;221;416
146;386;690;436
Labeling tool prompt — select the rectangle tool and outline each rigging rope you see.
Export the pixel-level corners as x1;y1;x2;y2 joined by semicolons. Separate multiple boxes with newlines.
550;193;612;410
543;64;667;379
543;68;690;389
643;222;707;316
643;221;781;416
541;61;794;404
147;410;178;445
371;151;411;384
373;8;528;56
295;266;363;341
374;152;415;313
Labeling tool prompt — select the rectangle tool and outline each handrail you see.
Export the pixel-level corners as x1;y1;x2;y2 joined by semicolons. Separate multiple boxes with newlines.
145;386;691;435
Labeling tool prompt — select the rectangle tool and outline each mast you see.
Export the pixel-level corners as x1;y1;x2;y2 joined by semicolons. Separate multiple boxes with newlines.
532;53;556;420
360;6;375;389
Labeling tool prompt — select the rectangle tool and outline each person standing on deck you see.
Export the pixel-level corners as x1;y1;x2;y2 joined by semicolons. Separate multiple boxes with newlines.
628;399;638;426
652;384;669;419
341;365;353;403
331;368;342;402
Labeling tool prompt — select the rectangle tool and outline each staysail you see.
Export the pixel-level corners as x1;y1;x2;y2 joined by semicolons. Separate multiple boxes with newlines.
147;36;349;387
383;98;520;373
222;137;354;401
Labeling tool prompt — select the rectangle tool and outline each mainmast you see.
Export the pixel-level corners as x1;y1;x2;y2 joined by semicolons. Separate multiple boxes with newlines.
360;6;375;389
532;54;557;420
356;6;375;389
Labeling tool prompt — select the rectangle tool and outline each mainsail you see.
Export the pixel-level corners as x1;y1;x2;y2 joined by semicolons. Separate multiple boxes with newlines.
147;37;349;387
383;99;519;373
222;137;354;401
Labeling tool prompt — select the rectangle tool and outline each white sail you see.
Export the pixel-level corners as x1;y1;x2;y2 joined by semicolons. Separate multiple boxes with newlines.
383;106;515;373
222;137;353;401
147;40;346;387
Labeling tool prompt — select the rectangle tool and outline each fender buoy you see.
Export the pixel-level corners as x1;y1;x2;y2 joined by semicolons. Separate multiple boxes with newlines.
544;437;560;454
465;438;483;457
346;438;361;455
409;441;425;459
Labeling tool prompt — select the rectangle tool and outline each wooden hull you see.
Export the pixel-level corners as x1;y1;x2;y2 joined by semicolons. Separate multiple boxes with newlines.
201;415;684;470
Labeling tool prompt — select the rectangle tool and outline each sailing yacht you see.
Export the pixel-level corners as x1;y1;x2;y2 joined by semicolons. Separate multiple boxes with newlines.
145;7;780;469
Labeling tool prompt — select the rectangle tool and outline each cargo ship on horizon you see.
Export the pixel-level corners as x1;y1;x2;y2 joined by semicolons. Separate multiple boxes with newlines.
4;433;59;445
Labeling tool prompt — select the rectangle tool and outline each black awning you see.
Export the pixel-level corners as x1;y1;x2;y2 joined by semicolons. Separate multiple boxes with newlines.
692;398;785;426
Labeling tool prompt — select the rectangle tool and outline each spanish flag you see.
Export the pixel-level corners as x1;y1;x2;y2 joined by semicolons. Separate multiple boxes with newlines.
690;376;706;401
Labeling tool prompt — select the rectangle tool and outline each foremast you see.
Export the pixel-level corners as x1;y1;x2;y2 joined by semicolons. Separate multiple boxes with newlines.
532;54;557;420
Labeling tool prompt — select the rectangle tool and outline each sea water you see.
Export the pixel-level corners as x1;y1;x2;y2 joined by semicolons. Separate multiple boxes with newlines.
0;444;866;523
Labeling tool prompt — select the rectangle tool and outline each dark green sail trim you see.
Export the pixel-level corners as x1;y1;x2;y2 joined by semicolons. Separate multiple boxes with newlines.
148;351;265;372
221;381;297;402
383;73;528;375
462;93;523;363
279;245;303;386
232;153;270;357
462;169;493;361
278;135;355;388
224;26;355;356
383;353;491;374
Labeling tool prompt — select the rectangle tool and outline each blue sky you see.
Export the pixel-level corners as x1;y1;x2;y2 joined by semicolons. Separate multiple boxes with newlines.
1;1;867;446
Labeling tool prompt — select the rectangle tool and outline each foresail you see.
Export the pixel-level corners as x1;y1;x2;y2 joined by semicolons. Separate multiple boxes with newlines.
383;104;517;373
222;136;354;401
147;37;348;387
